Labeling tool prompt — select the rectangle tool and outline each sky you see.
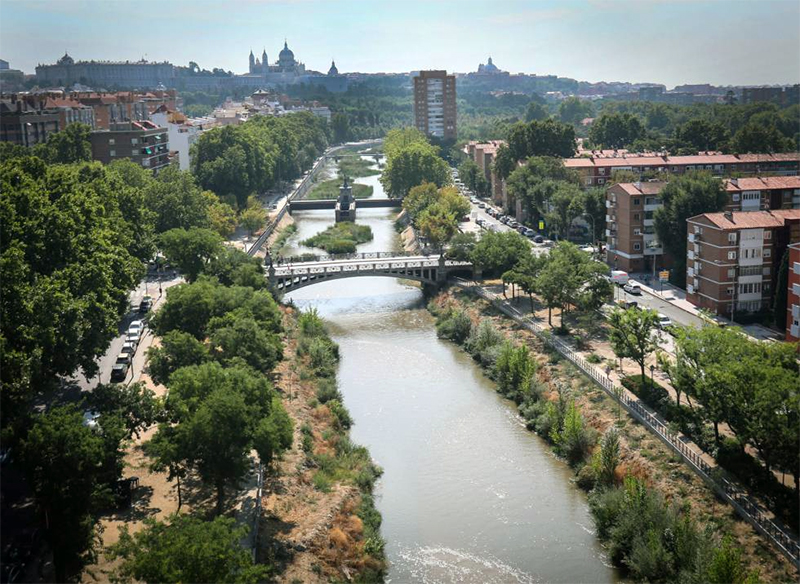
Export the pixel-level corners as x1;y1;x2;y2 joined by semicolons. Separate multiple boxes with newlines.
1;0;799;88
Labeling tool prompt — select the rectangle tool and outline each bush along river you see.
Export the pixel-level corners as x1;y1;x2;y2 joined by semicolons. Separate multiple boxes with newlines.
279;155;618;583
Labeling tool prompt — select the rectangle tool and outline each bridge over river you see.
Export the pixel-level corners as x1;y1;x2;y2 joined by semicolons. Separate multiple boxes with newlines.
267;252;473;292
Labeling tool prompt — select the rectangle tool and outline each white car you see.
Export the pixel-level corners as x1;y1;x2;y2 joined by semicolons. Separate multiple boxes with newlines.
128;320;144;333
623;282;642;295
657;314;673;329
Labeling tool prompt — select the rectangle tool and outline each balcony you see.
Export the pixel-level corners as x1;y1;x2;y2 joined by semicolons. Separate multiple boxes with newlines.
606;199;615;208
688;250;695;260
688;232;700;243
792;304;799;319
643;218;654;227
644;246;663;256
644;203;661;212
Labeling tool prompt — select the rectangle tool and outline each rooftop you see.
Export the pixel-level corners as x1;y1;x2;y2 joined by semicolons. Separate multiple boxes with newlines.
725;176;800;191
690;209;800;230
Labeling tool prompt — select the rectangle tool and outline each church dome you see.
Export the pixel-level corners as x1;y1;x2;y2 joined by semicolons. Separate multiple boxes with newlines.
328;60;339;76
57;52;74;66
279;41;294;61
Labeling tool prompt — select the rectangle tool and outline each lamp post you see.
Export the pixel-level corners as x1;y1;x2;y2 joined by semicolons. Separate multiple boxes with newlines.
650;364;655;389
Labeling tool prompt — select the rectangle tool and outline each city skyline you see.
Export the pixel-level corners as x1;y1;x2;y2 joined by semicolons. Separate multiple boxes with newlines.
1;0;799;88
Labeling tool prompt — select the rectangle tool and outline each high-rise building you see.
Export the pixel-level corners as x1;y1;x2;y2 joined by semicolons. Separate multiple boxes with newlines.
785;242;800;344
413;70;456;141
90;121;170;174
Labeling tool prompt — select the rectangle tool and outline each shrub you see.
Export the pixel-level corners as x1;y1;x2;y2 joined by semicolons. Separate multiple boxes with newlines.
586;353;602;364
465;319;503;358
436;310;473;344
576;463;597;491
308;337;340;376
316;378;342;404
313;472;332;492
327;400;353;431
298;308;326;337
558;401;596;465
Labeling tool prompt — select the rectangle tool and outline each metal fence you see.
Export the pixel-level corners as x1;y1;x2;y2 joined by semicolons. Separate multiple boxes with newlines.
458;281;800;568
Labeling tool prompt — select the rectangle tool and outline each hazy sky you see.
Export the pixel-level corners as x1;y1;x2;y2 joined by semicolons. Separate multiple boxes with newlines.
2;0;798;87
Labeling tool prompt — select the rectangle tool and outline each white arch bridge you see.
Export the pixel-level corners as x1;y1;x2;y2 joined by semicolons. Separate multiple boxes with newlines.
267;252;473;293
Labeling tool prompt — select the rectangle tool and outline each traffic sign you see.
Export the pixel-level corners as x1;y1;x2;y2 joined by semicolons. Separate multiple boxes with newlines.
659;270;669;282
538;219;545;231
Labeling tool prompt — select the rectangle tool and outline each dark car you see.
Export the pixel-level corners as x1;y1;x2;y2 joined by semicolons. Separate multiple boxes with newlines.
139;295;153;313
110;363;129;382
533;235;544;243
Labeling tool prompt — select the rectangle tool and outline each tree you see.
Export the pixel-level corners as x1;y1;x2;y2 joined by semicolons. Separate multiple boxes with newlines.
674;119;730;152
87;382;163;439
470;230;530;277
185;390;254;514
380;141;451;198
445;232;477;261
598;428;620;486
653;173;727;287
582;187;607;243
536;242;586;326
732;121;792;153
110;514;268;584
525;101;549;122
331;112;350;143
506;118;577;160
382;127;429;158
147;330;210;385
589;113;646;149
253;397;294;466
458;159;489;197
559;97;594;125
209;315;283;373
418;203;458;253
506;156;580;223
159;228;223;281
32;122;92;164
208;200;238;237
607;307;660;382
402;182;438;224
144;425;190;509
492;143;516;180
546;182;585;239
19;406;110;582
773;248;790;329
239;206;266;236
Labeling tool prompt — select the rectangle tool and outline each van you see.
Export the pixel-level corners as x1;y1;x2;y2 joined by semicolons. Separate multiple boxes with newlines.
610;270;629;286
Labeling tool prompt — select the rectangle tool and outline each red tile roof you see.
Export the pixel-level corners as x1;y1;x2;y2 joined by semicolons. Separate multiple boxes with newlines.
613;182;667;196
691;209;800;230
725;176;800;192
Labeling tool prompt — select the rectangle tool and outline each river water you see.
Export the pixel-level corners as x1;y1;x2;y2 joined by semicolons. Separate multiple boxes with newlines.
282;159;617;583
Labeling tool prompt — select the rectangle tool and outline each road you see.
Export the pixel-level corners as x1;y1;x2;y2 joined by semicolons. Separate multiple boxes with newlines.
73;270;183;392
612;283;705;329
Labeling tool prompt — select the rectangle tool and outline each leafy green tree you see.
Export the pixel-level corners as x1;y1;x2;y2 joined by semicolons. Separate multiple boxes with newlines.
582;187;607;243
494;342;536;401
87;382;163;439
380;141;451;198
147;330;210;386
382;127;429;158
506;156;580;223
506;118;577;160
208;199;238;237
492;143;516;180
470;230;530;277
589;112;646;149
445;232;477;261
204;246;266;289
19;406;110;582
253;397;294;466
546;182;585;239
653;172;727;287
185;389;254;514
773;248;790;328
732;121;793;153
402;182;439;223
525;101;549;122
674;119;731;152
144;424;190;509
458;159;489;196
418;203;459;253
209;315;283;372
331;112;350;143
32;122;92;164
159;227;223;281
239;205;266;236
110;514;268;584
598;427;620;486
559;97;594;125
131;164;216;233
607;307;660;382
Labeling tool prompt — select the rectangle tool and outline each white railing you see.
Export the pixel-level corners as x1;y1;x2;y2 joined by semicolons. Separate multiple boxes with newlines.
453;280;800;569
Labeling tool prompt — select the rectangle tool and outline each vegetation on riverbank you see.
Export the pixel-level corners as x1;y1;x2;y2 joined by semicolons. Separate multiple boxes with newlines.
272;223;298;253
261;307;386;583
307;179;373;200
428;288;795;582
338;156;381;178
302;223;373;254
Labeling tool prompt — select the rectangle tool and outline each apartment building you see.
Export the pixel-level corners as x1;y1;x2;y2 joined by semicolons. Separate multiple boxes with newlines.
465;140;506;207
150;107;218;171
605;182;667;273
1;95;62;146
685;209;800;316
606;177;800;274
413;70;456;141
565;152;800;188
786;242;800;343
724;176;800;211
90;121;170;174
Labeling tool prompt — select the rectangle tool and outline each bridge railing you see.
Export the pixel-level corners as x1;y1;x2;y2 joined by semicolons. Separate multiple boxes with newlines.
453;278;800;569
276;251;434;264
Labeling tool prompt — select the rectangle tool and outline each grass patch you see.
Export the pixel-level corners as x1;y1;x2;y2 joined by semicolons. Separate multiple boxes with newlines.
272;223;297;252
302;222;373;254
338;157;381;178
306;179;373;200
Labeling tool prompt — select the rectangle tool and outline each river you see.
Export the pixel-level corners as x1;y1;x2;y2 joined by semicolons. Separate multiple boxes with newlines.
281;158;618;583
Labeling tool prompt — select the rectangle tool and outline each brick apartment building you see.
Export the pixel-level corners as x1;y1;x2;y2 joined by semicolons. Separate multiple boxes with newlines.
1;95;62;146
565;152;800;188
90;121;170;174
465;140;506;207
606;177;800;274
685;209;800;316
413;70;456;141
786;242;800;343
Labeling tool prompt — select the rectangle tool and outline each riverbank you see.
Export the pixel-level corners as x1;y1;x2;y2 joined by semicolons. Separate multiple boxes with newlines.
428;287;797;582
260;306;385;583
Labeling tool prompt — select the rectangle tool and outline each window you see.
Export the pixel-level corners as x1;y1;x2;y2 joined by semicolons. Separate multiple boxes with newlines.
764;231;771;240
632;198;640;205
764;282;771;292
597;178;605;185
728;233;737;244
728;251;737;260
727;287;734;296
634;228;641;235
633;243;641;251
739;282;762;295
131;138;139;145
764;248;771;258
108;138;115;145
633;214;640;221
728;269;736;278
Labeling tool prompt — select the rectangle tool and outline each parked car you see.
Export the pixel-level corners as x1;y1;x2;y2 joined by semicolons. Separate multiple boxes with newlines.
623;282;642;295
533;235;544;243
616;299;639;310
500;216;510;225
517;225;526;234
128;320;144;334
110;363;129;382
477;202;486;209
524;228;536;238
116;353;132;366
657;313;673;329
121;341;136;355
126;331;141;346
139;295;153;313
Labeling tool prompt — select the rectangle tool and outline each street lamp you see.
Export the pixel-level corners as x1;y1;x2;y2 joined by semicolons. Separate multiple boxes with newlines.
650;364;655;389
